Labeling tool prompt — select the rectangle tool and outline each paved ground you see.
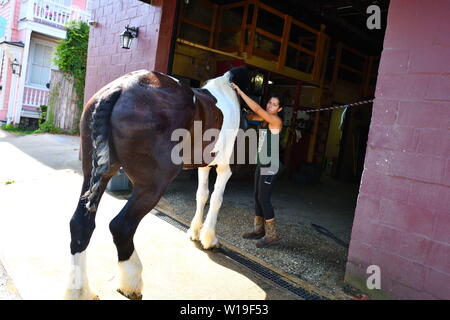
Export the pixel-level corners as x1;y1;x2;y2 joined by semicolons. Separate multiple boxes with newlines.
0;131;320;300
0;262;20;300
164;169;357;297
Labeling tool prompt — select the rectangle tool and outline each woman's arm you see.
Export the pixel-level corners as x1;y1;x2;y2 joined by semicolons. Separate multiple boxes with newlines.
231;83;282;128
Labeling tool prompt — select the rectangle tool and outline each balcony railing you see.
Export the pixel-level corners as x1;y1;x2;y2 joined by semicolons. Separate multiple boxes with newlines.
20;0;91;29
23;85;49;108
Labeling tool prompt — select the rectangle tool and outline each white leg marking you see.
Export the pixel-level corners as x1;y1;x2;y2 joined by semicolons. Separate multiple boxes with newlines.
117;250;143;298
188;166;211;241
65;251;98;300
200;164;232;249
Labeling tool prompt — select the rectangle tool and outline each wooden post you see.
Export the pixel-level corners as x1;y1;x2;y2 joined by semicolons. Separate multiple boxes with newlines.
277;15;291;70
247;0;259;58
239;2;249;54
283;80;302;176
209;3;219;48
311;24;326;82
330;42;343;95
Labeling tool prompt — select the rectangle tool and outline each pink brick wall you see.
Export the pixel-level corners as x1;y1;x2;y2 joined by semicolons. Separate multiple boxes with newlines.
346;0;450;300
84;0;177;104
72;0;88;10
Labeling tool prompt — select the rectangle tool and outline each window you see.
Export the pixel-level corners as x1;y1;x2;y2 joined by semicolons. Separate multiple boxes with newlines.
28;42;56;87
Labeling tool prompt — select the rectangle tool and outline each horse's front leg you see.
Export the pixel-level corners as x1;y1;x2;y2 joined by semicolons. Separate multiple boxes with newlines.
200;164;232;249
65;179;105;300
188;166;211;241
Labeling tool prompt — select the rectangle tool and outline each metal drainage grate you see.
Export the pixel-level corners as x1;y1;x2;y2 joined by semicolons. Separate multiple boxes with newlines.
153;211;326;300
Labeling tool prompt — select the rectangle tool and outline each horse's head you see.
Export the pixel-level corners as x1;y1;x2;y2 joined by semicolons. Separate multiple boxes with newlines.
228;66;251;94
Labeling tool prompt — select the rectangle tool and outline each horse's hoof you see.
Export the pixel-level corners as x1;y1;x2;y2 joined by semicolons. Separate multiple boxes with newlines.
117;289;143;300
64;288;99;300
200;231;219;250
187;227;200;241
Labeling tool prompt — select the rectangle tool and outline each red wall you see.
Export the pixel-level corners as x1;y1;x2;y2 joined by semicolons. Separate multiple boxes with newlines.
84;0;177;103
346;0;450;299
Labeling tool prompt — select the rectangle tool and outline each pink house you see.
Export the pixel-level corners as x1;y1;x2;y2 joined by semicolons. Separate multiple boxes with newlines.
0;0;91;126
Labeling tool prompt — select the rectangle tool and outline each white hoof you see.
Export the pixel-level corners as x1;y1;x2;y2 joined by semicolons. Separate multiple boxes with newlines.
200;229;219;249
187;223;202;241
64;287;99;300
117;250;143;300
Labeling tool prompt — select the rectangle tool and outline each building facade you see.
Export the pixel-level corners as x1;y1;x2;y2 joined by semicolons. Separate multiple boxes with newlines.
0;0;91;125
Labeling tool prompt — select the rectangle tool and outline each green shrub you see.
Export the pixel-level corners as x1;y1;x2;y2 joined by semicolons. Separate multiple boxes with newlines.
34;122;62;134
53;21;89;112
38;105;48;125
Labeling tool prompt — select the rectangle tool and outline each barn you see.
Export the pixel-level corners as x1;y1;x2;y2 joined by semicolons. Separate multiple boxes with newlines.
84;0;449;299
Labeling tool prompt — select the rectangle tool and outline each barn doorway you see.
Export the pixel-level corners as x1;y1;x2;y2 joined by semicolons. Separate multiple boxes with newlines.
164;0;389;296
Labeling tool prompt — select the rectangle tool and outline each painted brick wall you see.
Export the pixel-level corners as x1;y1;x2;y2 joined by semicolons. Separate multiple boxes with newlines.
84;0;177;103
345;0;450;299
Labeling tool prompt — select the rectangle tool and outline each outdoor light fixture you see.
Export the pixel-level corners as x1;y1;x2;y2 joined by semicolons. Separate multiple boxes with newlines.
11;58;21;75
120;25;139;49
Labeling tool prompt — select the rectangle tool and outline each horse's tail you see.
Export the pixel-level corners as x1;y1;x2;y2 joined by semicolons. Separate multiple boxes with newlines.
84;88;122;213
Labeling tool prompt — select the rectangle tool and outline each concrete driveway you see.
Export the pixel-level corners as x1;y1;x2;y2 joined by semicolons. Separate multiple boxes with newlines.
0;131;302;300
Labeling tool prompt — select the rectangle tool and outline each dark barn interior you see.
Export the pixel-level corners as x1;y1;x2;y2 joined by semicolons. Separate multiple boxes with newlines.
162;0;390;295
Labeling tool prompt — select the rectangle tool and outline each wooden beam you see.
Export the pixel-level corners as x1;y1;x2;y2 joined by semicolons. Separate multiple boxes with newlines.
239;3;249;54
311;24;326;82
247;2;259;59
255;28;282;42
277;15;291;70
287;42;316;57
209;3;219;48
180;17;212;32
176;38;244;60
306;86;323;163
290;19;319;35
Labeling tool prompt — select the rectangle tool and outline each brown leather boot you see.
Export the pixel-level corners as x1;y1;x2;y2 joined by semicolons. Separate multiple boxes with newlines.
256;219;280;248
242;216;265;239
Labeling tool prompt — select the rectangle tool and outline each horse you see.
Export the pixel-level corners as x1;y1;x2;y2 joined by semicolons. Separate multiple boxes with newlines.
65;66;251;300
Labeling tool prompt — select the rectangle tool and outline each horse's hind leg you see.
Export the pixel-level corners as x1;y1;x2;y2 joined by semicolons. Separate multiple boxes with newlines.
200;164;232;249
65;169;118;300
109;169;178;300
188;166;211;241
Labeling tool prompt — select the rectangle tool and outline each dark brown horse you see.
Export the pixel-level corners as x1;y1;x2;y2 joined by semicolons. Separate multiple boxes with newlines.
65;67;250;300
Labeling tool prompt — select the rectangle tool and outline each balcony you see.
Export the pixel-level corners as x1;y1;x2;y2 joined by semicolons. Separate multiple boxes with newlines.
20;0;91;30
20;85;49;118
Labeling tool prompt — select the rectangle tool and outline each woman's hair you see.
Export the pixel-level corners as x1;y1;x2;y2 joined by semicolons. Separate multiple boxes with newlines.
269;95;284;108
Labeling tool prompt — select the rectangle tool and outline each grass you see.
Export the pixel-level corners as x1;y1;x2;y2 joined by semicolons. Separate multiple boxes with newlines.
1;124;36;136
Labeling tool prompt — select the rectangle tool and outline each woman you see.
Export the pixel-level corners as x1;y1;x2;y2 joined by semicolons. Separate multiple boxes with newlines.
230;82;283;248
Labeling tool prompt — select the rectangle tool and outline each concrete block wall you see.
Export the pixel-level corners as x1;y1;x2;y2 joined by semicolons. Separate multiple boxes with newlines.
84;0;176;103
345;0;450;299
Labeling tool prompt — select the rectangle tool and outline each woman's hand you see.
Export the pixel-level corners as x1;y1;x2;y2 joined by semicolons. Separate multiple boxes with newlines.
230;82;241;94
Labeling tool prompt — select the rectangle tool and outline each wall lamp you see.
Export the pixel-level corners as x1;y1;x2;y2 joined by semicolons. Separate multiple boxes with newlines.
120;25;139;49
11;58;21;75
